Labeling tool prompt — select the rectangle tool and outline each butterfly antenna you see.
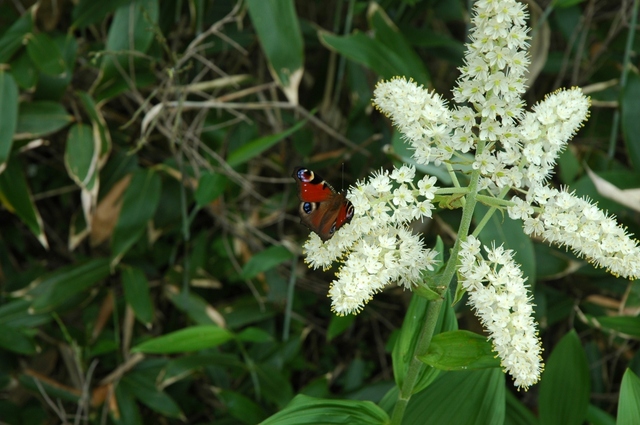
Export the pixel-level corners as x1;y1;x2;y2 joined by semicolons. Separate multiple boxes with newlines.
341;163;345;191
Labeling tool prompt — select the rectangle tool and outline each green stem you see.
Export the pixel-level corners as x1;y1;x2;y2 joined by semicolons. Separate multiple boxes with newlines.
390;168;481;424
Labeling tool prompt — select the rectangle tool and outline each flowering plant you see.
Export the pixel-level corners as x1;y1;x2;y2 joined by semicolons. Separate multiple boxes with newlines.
284;0;640;423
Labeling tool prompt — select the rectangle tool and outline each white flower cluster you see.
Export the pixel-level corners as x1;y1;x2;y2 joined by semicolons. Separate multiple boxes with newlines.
458;236;544;390
303;165;439;315
509;188;640;279
373;1;590;194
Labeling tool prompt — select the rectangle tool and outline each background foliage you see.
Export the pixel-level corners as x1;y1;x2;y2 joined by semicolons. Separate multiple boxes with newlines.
0;0;639;423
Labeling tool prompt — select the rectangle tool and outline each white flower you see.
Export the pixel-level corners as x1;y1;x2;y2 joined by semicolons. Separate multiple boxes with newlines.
511;187;640;279
303;165;440;315
458;236;544;390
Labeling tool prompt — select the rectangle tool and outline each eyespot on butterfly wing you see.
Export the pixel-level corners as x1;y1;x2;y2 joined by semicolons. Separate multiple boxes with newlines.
291;167;354;241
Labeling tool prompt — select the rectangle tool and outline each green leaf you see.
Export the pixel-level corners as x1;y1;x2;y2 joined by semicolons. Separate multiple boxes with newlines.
246;0;303;103
219;390;268;425
622;72;640;171
121;373;184;419
23;258;111;313
0;10;33;63
114;382;144;425
25;32;66;75
505;389;538;425
321;31;412;83
0;158;48;248
77;91;111;160
236;327;273;343
475;203;536;284
15;101;74;140
592;315;640;338
65;123;98;190
618;369;640;425
585;403;616;425
260;394;389;425
227;119;306;168
111;169;161;265
0;325;37;355
419;330;501;371
0;71;18;170
11;50;38;89
367;4;430;85
72;0;133;29
403;369;505;424
166;287;221;325
539;330;590;425
33;34;77;101
195;172;227;208
100;0;159;86
241;245;294;279
121;266;154;326
131;325;233;354
553;0;586;7
392;290;457;395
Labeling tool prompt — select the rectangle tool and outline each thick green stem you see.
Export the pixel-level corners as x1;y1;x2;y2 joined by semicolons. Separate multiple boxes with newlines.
390;168;481;424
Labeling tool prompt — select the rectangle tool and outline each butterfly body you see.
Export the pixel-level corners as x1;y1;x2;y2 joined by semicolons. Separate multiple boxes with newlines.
292;167;354;241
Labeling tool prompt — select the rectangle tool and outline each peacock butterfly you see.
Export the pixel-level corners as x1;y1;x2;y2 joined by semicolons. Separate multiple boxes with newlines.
292;167;354;241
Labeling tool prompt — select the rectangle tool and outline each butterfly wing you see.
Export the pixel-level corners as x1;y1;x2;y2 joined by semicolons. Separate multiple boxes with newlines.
292;167;354;240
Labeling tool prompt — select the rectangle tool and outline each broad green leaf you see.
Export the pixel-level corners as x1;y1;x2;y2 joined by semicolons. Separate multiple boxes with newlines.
622;72;640;171
195;172;227;208
255;364;294;408
367;4;430;85
100;0;159;86
618;369;640;425
0;10;33;63
260;394;389;425
15;101;74;140
475;203;536;284
121;266;154;326
114;382;144;425
586;403;616;425
65;123;98;190
403;369;505;424
236;327;273;343
111;169;161;265
34;34;77;101
321;31;410;83
505;389;538;425
22;258;111;313
121;373;183;419
393;290;457;395
72;0;133;29
0;299;51;328
27;32;67;75
246;0;303;104
0;325;37;355
227;119;306;168
539;330;590;425
0;158;48;248
219;390;268;425
10;51;38;89
0;71;18;170
25;32;66;75
131;325;233;353
419;330;501;371
593;315;640;338
241;245;294;279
